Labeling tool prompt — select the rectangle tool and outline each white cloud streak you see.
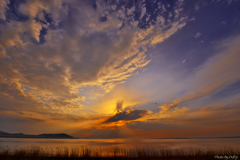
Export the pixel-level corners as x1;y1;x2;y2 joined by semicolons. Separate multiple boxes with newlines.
158;36;240;115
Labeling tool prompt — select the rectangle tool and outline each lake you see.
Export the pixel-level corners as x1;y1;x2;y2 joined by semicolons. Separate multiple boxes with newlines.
1;138;240;149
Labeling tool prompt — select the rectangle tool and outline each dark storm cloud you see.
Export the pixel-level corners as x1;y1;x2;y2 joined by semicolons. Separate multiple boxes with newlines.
104;109;150;123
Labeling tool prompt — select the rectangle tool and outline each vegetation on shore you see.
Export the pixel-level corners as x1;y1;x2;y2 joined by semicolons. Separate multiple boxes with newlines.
0;145;239;160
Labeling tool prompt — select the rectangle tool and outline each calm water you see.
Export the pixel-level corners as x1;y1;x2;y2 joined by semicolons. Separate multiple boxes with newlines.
1;138;240;149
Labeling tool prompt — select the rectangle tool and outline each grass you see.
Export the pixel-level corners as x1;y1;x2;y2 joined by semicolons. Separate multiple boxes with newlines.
0;145;239;160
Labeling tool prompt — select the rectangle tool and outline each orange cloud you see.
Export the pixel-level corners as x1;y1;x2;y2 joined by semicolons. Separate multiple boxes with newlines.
0;0;189;134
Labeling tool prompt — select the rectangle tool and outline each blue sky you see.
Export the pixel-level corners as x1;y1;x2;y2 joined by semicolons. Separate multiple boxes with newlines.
0;0;240;138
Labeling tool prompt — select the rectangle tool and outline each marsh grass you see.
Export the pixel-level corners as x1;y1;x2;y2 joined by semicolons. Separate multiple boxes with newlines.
0;145;239;159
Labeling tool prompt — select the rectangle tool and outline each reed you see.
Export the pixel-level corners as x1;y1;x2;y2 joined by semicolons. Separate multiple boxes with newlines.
0;145;239;159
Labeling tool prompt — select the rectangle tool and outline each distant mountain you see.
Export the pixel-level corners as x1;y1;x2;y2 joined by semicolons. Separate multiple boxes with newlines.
0;131;75;139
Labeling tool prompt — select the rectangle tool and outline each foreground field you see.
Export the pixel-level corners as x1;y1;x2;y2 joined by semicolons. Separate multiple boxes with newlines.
0;145;239;160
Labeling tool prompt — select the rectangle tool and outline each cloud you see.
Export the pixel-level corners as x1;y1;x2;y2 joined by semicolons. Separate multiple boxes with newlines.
104;109;151;123
159;101;181;114
139;4;146;20
212;0;237;5
0;0;188;124
190;18;196;21
195;4;199;11
73;126;132;138
162;102;240;131
27;117;45;122
158;36;240;114
127;99;240;138
194;32;201;38
221;21;226;24
116;100;123;113
71;100;240;138
0;0;9;20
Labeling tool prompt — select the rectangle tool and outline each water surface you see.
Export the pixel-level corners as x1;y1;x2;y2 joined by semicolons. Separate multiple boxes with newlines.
1;138;240;149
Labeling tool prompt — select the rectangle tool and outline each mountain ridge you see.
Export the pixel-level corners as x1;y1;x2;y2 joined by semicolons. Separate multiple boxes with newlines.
0;131;75;139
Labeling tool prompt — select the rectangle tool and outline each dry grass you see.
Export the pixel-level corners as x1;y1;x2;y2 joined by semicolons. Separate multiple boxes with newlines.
0;145;239;160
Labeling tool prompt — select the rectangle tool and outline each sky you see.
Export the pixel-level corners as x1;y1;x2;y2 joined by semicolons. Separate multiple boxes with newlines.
0;0;240;138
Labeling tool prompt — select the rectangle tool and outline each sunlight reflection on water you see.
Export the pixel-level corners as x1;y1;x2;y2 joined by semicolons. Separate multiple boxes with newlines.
1;138;240;149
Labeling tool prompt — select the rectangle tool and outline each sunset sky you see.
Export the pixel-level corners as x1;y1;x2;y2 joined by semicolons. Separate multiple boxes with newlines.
0;0;240;138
